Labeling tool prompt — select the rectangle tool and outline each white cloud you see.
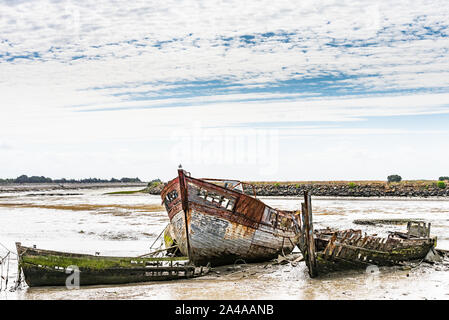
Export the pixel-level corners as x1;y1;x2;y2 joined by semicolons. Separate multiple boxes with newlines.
1;0;449;94
1;0;449;179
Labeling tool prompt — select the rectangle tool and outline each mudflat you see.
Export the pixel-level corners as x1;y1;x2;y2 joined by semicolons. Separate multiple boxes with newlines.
1;185;449;299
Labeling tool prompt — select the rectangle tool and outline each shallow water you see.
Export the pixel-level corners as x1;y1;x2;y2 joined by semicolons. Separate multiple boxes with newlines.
0;186;448;300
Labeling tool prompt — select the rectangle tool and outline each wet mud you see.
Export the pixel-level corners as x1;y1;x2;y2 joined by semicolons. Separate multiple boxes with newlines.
1;187;449;299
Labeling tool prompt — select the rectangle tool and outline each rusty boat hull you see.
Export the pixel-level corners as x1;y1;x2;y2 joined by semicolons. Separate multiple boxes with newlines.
161;170;300;266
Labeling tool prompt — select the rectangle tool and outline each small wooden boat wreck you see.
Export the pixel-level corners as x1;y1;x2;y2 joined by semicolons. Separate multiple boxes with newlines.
161;169;300;266
16;242;210;287
297;192;437;278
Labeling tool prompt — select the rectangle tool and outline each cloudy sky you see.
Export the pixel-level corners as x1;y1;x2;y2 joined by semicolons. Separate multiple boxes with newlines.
1;0;449;181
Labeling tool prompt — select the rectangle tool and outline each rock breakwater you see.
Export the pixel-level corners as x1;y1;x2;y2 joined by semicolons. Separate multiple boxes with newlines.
148;180;449;198
243;181;449;198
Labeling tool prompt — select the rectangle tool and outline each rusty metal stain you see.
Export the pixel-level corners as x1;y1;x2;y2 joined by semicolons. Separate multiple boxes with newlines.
233;195;265;224
224;221;256;240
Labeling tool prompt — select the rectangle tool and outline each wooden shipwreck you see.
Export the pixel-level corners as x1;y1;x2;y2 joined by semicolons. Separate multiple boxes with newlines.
297;191;437;278
16;243;210;287
161;169;300;266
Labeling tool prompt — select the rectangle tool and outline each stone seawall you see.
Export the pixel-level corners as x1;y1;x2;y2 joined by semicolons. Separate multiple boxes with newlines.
149;181;449;197
243;182;449;198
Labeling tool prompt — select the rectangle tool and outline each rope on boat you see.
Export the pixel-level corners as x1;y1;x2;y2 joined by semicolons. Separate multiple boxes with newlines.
14;266;23;291
0;254;3;291
0;251;10;291
407;258;425;270
0;241;23;292
137;245;178;258
149;224;169;251
0;242;17;257
5;252;10;289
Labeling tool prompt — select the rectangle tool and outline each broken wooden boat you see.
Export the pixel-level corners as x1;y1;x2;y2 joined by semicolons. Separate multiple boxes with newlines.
16;242;210;287
161;169;301;266
297;192;437;278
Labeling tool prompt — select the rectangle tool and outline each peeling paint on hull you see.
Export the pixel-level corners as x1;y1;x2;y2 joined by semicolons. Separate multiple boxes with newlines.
169;209;296;266
162;170;299;266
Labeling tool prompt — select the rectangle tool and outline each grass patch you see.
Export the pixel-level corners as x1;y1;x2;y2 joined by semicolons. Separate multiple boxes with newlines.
104;188;147;195
0;203;164;212
437;181;447;189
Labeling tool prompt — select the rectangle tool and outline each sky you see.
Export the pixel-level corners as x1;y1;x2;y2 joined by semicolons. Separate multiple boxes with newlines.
1;0;449;181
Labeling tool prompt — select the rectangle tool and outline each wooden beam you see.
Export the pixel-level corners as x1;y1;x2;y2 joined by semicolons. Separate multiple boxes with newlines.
178;169;193;265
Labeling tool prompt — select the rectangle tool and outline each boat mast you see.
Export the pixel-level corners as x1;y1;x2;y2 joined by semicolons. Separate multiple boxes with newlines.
178;168;193;264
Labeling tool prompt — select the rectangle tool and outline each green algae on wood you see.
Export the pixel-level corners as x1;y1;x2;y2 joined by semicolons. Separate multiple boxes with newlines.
164;227;175;248
16;243;211;287
20;254;188;270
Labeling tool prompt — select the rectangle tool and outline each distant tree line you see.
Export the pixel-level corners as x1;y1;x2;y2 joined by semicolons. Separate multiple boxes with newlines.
0;175;142;184
386;175;449;183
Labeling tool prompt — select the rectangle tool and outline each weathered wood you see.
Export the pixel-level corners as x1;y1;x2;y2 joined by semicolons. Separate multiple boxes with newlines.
16;243;210;287
296;196;436;278
178;169;193;263
162;170;300;266
300;191;317;277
